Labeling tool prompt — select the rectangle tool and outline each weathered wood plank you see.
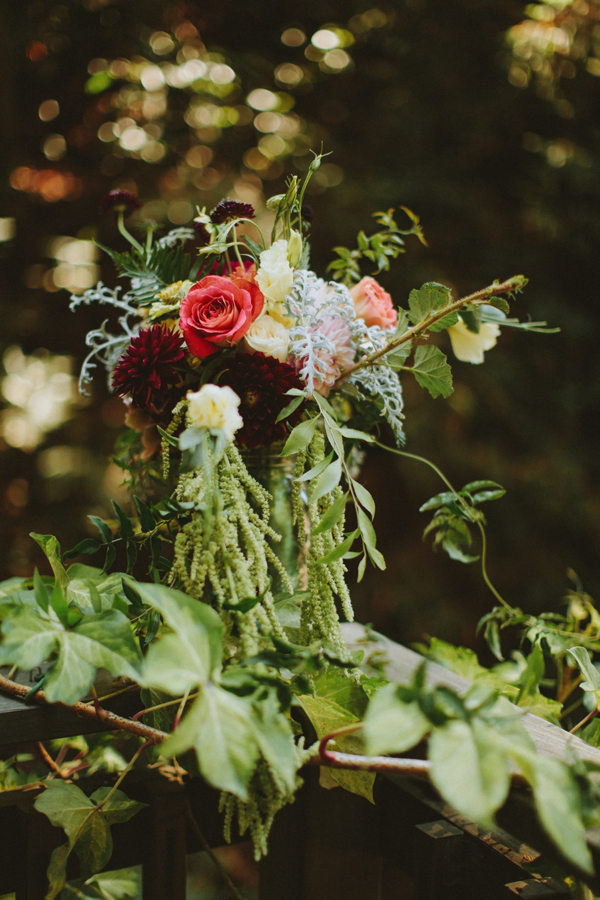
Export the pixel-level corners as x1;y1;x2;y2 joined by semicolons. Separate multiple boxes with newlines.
341;622;600;767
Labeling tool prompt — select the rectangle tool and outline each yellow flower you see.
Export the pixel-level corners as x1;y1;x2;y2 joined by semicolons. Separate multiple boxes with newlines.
447;320;500;364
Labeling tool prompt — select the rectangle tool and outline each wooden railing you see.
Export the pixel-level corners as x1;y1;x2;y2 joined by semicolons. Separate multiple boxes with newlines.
2;624;600;899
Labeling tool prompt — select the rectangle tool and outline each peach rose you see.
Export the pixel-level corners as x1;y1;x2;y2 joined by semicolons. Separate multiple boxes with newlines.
350;277;397;329
180;275;264;359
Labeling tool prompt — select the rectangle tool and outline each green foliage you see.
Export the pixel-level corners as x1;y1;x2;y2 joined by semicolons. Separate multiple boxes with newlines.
327;207;426;285
364;670;597;873
34;782;145;900
420;479;505;563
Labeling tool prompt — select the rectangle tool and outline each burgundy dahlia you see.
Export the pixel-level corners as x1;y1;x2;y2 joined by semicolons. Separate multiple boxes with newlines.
112;325;185;414
210;199;255;225
193;220;211;246
218;353;305;448
99;189;142;217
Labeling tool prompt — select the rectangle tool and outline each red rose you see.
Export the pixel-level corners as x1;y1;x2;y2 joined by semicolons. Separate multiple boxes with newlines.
180;275;264;359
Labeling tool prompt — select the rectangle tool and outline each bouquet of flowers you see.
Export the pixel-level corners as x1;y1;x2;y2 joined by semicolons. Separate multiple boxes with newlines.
7;154;595;899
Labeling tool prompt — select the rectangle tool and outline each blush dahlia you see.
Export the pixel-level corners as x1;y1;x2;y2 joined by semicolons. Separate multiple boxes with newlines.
112;325;185;414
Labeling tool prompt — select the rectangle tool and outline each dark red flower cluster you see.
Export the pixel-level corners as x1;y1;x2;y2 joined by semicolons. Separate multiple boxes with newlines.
217;353;305;448
210;199;255;225
99;189;142;217
112;325;185;414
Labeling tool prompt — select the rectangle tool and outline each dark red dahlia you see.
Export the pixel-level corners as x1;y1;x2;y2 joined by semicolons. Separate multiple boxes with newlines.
193;220;211;246
112;325;185;415
210;199;255;225
218;353;305;448
99;189;142;217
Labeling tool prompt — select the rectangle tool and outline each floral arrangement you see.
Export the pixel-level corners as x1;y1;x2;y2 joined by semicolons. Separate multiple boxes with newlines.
2;154;600;899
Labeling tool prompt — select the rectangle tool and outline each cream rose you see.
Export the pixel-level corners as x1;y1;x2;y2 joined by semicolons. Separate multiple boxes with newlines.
447;320;500;364
186;384;243;441
256;240;294;322
244;315;290;362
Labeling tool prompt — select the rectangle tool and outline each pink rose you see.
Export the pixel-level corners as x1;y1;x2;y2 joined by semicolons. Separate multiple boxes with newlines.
350;277;397;329
180;275;264;359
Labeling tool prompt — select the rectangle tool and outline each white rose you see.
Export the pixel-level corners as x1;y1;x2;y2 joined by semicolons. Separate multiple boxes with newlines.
186;384;243;441
256;240;294;318
447;320;500;364
244;315;290;362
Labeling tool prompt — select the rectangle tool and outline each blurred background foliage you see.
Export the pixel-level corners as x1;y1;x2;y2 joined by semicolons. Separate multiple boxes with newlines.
1;0;599;655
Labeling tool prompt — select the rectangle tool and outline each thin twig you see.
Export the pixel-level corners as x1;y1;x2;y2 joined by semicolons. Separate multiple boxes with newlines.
0;673;168;745
336;275;527;384
36;741;71;779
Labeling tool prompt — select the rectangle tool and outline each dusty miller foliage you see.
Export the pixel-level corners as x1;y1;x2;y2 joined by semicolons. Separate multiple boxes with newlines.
287;270;405;444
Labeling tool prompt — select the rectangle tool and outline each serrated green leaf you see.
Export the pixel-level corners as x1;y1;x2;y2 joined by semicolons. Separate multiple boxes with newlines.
408;282;452;325
429;721;510;828
412;345;453;399
364;683;430;755
489;296;510;314
73;868;141;900
384;341;413;370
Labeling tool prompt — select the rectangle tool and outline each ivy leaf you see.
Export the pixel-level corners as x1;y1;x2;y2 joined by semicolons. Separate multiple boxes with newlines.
0;606;141;705
412;346;453;399
299;690;375;803
35;782;144;900
161;683;260;799
506;744;594;874
30;532;68;590
408;282;453;326
363;683;431;755
429;720;510;828
133;582;223;677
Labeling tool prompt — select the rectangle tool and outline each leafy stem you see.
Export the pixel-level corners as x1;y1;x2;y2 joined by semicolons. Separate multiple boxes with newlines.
336;276;527;384
373;440;514;612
